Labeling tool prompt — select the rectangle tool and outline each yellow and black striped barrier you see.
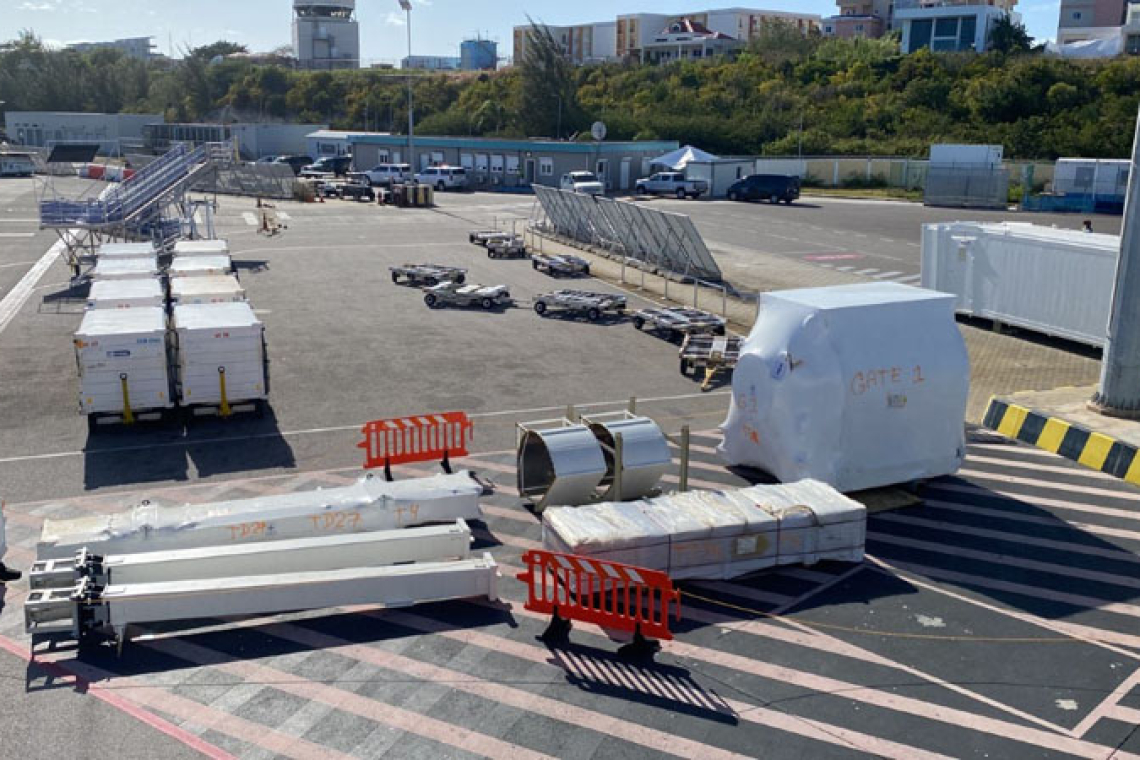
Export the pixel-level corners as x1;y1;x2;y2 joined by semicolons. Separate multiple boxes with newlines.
982;396;1140;485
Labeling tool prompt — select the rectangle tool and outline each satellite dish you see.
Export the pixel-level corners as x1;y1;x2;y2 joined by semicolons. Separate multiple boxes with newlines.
591;121;607;142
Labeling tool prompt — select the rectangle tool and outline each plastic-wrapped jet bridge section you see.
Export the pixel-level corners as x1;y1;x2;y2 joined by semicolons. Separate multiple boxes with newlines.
532;185;723;282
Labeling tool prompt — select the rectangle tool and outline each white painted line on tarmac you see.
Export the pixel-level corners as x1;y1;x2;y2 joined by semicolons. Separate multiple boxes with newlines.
0;238;64;336
277;212;291;221
0;233;35;238
0;390;731;465
853;268;880;276
898;274;922;284
242;212;259;226
836;266;855;272
873;271;903;279
0;261;39;269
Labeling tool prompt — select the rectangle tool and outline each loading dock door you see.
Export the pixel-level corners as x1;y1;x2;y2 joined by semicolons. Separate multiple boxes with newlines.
620;159;631;191
525;159;536;184
596;160;609;190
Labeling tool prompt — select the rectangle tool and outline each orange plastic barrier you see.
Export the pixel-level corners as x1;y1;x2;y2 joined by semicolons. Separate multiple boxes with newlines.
358;412;473;474
517;549;680;649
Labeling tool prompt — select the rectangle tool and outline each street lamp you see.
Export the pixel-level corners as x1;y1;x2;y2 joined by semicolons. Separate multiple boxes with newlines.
398;0;414;171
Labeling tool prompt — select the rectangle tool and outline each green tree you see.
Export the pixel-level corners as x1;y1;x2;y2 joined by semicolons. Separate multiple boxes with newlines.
989;14;1032;54
518;20;577;138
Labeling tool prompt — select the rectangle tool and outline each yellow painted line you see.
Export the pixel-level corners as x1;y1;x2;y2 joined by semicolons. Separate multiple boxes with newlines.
1036;418;1070;454
996;404;1029;440
1078;432;1116;471
1125;454;1140;486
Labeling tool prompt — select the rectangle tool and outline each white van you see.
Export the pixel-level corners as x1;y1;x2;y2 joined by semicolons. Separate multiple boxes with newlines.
365;163;412;187
416;166;468;191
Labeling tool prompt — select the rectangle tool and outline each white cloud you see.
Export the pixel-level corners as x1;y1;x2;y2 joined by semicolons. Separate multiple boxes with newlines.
385;11;406;26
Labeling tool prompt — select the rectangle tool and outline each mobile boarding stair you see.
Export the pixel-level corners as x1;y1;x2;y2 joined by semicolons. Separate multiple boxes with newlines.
39;141;236;283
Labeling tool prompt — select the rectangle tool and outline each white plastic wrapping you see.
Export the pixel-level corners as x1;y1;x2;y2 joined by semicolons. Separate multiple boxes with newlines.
37;471;485;559
542;480;865;580
719;284;969;492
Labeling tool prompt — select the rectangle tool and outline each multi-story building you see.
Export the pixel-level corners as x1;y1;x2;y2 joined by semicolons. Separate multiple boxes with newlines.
894;0;1020;53
460;38;499;70
1057;0;1128;44
5;112;163;155
66;37;156;60
514;8;820;65
401;55;461;70
821;0;891;38
293;0;360;70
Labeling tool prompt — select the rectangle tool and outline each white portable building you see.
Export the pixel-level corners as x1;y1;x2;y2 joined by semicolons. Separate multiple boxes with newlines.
1053;158;1129;198
74;307;172;416
169;255;233;278
921;221;1119;348
719;283;969;492
169;274;246;305
172;302;267;407
172;240;230;257
97;242;158;260
91;256;159;281
86;277;165;310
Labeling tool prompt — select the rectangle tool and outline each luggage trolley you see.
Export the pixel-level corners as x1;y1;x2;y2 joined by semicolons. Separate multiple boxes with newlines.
533;290;626;322
632;306;726;340
389;263;468;287
469;230;515;247
423;282;513;310
679;334;743;391
486;236;529;259
532;253;591;277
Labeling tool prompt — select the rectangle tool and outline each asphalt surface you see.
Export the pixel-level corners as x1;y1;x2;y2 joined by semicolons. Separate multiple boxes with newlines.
0;180;1137;759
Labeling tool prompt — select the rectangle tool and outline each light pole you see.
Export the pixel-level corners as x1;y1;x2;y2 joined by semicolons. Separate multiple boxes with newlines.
399;0;414;170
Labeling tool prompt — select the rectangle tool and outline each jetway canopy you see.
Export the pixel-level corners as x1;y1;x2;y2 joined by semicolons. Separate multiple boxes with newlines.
532;185;723;282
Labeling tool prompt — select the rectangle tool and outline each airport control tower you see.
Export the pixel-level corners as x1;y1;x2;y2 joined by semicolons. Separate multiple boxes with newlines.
293;0;360;70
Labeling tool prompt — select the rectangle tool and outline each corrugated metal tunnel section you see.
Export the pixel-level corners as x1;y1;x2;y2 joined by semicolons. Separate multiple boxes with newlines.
532;186;723;283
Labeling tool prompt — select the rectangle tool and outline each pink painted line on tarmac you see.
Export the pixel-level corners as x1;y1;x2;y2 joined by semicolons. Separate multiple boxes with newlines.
381;609;952;760
868;531;1140;591
1110;704;1140;728
1073;667;1140;738
923;499;1140;544
868;557;1140;658
876;513;1140;565
144;636;557;760
0;635;234;760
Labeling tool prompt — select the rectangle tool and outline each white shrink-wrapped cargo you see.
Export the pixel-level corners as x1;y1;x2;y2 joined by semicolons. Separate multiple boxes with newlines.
86;277;165;310
97;242;158;260
719;284;969;492
169;274;246;305
173;239;229;257
75;308;172;415
172;303;267;406
542;480;865;580
169;255;233;278
37;471;486;559
91;256;159;281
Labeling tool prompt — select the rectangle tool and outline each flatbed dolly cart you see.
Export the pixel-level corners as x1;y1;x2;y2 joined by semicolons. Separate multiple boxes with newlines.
632;306;727;340
424;282;513;310
679;334;743;390
390;263;468;286
533;289;626;322
469;230;516;247
486;236;529;259
532;253;591;277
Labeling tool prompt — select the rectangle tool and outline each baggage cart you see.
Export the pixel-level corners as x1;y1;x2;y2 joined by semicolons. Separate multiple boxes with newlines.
533;289;626;322
469;230;514;247
532;253;591;277
173;240;229;257
86;277;165;310
169;254;234;279
389;263;467;287
169;274;246;305
679;334;743;390
172;302;269;418
91;256;159;282
486;236;528;259
632;306;726;339
423;282;513;310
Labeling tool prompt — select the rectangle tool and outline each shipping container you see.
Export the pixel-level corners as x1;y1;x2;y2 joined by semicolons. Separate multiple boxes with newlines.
172;239;230;257
86;277;165;310
97;242;157;260
91;256;159;281
921;221;1118;348
929;143;1003;166
169;274;246;305
169;255;234;278
172;302;267;408
74;307;172;417
1053;158;1129;199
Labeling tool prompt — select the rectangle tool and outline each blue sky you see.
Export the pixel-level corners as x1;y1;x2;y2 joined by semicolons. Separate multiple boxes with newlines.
5;0;1064;64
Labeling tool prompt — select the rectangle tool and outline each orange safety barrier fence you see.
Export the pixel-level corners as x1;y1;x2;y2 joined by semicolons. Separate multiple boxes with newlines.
358;412;473;478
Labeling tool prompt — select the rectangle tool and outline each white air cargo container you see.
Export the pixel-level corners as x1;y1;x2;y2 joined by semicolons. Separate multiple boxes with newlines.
86;278;165;310
719;283;969;492
172;302;267;408
922;221;1118;348
929;143;1003;166
91;256;159;281
169;255;233;278
169;274;246;305
542;480;866;580
37;471;487;559
74;307;172;418
173;239;230;257
97;242;158;260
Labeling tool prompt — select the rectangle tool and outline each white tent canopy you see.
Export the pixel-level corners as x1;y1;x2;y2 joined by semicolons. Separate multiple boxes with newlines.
650;145;719;170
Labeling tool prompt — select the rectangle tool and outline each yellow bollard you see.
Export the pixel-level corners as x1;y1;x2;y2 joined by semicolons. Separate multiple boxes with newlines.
119;373;135;425
217;366;231;418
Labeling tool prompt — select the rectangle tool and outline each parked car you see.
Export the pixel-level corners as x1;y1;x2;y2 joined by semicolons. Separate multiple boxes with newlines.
364;163;413;187
274;155;315;176
300;155;353;178
415;166;468;191
255;155;279;164
338;173;376;201
559;171;604;195
634;171;709;199
726;174;800;204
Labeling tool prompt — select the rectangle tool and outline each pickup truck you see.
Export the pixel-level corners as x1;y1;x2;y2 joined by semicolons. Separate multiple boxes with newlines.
634;172;708;200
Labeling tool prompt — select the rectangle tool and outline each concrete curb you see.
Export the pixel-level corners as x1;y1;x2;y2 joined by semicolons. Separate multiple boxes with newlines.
982;396;1140;484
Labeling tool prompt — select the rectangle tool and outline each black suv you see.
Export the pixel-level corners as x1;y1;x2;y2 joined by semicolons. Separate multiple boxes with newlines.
726;174;800;204
301;155;353;178
273;155;314;175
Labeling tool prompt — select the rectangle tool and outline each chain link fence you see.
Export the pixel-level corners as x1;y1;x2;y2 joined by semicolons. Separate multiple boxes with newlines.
924;165;1010;209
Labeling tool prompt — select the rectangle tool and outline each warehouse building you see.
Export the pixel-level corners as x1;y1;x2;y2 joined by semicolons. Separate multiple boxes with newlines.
348;135;679;192
5;112;163;155
145;123;327;159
